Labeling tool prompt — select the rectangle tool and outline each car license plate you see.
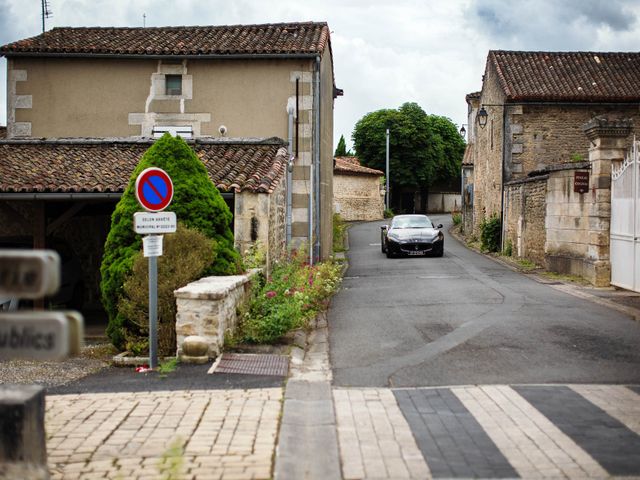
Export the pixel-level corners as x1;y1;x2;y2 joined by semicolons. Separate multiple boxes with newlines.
408;251;425;256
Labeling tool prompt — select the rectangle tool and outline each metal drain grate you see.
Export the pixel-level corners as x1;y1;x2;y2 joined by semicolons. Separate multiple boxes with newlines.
211;353;289;376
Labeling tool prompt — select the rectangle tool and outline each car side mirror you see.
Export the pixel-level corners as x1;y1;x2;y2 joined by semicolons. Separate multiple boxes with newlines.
381;225;389;230
437;224;443;229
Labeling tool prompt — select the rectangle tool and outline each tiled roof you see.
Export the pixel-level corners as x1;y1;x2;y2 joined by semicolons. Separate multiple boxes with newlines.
0;23;330;56
0;138;288;194
462;144;474;166
334;157;383;176
489;51;640;102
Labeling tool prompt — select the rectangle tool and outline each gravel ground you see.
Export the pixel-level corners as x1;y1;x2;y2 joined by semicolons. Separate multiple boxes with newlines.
0;343;114;388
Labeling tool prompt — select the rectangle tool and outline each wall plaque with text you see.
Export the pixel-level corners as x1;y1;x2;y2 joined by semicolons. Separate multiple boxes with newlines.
574;171;590;194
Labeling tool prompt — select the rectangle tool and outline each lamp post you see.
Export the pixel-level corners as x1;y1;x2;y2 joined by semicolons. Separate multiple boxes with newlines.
385;128;390;211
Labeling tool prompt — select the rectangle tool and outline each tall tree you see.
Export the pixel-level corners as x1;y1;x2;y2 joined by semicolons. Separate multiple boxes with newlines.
351;102;464;210
334;134;348;156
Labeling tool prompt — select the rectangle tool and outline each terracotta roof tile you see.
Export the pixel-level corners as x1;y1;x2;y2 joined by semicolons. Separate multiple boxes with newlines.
0;23;330;57
334;156;383;176
489;50;640;102
0;138;288;194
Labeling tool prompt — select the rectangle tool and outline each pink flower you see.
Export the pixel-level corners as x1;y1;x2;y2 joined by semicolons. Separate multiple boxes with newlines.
265;290;277;298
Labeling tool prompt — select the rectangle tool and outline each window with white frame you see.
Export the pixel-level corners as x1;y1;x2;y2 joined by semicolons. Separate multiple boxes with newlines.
152;125;193;139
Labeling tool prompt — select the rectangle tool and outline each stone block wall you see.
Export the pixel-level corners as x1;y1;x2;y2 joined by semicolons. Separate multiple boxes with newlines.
504;177;547;266
506;104;640;183
333;174;383;221
174;273;254;358
472;62;507;235
235;176;287;272
543;164;594;277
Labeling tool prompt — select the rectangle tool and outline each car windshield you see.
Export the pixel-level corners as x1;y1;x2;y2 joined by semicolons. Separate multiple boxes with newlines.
392;216;432;229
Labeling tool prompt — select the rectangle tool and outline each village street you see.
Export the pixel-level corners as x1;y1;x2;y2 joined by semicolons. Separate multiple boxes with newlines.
330;215;640;387
40;217;640;479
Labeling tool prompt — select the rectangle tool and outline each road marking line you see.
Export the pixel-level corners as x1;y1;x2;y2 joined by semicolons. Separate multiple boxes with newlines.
570;385;640;435
452;386;608;479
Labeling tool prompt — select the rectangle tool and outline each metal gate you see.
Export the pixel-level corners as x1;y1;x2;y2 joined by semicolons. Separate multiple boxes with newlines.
611;137;640;291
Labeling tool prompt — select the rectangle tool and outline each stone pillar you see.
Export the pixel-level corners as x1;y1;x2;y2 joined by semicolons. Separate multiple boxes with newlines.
582;117;633;286
0;385;48;479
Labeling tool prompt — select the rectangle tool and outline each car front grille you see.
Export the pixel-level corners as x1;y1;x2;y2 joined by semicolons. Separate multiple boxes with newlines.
399;243;432;252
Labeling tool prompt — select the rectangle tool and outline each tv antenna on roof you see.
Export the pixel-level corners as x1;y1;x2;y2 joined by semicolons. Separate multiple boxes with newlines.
41;0;52;33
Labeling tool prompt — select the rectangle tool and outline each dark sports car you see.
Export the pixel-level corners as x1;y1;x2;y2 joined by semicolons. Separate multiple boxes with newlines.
381;214;444;258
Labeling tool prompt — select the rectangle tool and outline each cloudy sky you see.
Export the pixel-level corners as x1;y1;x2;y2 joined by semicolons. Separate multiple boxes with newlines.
1;0;639;149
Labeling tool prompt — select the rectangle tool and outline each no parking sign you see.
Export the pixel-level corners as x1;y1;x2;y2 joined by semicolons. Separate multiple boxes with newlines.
135;167;173;212
133;166;175;370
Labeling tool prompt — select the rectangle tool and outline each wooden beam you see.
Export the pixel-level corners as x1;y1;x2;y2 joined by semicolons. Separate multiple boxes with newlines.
46;202;86;236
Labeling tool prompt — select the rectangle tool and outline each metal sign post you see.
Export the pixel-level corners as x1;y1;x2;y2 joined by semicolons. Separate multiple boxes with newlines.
148;252;158;369
135;167;174;370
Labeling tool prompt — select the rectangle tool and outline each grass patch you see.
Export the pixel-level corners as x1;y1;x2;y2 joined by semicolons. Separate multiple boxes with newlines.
157;357;179;375
515;259;538;271
333;213;348;253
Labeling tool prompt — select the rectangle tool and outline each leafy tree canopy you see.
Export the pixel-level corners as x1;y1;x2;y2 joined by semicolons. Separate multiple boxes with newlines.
351;102;465;189
335;134;348;156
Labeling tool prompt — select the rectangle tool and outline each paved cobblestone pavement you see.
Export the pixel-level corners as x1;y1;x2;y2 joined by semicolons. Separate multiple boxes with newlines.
45;382;640;479
333;385;640;479
46;388;282;480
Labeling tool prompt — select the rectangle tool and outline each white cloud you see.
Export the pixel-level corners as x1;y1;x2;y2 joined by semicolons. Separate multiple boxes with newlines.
0;0;639;150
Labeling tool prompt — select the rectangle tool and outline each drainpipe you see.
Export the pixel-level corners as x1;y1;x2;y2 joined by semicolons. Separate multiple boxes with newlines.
313;55;321;263
286;106;294;245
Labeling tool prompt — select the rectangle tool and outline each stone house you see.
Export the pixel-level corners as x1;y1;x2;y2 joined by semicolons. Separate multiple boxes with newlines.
333;156;384;221
0;22;341;309
465;50;640;285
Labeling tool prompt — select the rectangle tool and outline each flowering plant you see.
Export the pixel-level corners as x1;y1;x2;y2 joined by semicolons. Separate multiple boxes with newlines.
239;248;342;343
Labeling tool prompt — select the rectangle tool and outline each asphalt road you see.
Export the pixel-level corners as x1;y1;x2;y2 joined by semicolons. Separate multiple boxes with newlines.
329;214;640;387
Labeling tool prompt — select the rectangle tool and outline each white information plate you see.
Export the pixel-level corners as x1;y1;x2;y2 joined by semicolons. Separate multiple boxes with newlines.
0;312;70;361
0;250;61;299
143;235;164;257
134;212;177;234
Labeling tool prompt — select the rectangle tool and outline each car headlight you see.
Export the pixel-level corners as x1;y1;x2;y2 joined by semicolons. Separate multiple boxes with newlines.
387;232;401;241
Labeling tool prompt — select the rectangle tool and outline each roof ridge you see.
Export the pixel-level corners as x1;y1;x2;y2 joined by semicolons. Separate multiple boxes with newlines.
48;21;328;31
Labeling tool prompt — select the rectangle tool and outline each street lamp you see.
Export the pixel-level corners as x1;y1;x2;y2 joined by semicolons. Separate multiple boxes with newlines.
476;106;488;128
459;124;467;138
385;128;390;211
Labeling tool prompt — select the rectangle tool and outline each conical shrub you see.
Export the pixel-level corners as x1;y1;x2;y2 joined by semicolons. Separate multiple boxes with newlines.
100;133;241;348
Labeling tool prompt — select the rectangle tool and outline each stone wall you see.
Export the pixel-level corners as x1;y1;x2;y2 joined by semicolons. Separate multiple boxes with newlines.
506;104;640;183
473;62;507;234
268;173;287;266
504;177;547;266
333;173;383;221
174;273;255;358
427;193;461;213
544;163;594;277
235;178;286;271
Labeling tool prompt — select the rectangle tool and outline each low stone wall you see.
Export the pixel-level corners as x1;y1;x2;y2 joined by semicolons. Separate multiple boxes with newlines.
427;193;461;213
504;176;547;266
174;272;255;359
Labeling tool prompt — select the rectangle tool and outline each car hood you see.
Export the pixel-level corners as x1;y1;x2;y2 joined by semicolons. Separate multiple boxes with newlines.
388;228;440;241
